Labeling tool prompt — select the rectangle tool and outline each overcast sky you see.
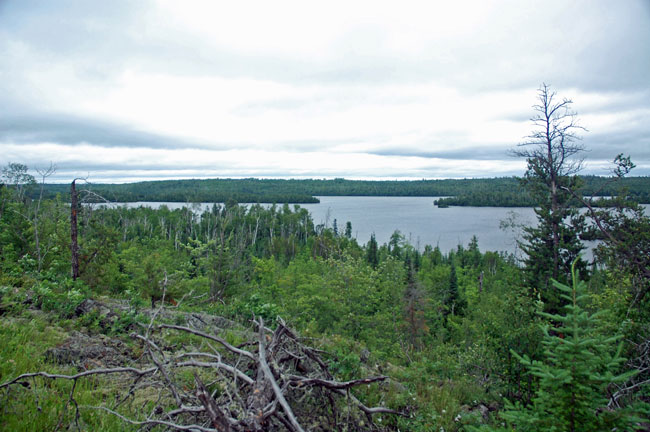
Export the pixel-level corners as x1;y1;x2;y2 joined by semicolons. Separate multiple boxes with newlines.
1;0;649;182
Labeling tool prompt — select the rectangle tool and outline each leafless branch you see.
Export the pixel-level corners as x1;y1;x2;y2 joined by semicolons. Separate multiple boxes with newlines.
256;317;305;432
0;367;158;390
2;316;404;431
84;405;220;431
159;323;256;361
288;375;388;390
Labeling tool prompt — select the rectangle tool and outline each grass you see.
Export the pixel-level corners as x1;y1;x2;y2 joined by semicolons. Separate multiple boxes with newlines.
0;311;138;430
0;296;500;431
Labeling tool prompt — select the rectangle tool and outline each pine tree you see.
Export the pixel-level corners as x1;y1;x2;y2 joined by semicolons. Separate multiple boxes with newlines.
500;262;643;431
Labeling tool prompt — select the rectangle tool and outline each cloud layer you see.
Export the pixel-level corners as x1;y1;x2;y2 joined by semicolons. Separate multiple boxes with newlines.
1;0;649;182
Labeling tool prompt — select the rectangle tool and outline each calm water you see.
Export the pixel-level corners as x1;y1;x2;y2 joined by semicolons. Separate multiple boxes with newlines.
105;197;538;255
97;197;649;257
302;196;537;255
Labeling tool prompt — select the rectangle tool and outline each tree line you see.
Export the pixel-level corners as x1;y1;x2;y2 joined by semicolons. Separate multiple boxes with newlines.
28;175;650;206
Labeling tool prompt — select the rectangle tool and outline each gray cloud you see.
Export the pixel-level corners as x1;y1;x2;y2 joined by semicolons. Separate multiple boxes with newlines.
587;130;650;161
5;0;648;93
0;113;213;150
1;0;649;181
370;146;511;161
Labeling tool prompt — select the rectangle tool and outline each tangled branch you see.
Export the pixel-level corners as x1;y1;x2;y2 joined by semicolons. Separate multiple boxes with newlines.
1;315;403;431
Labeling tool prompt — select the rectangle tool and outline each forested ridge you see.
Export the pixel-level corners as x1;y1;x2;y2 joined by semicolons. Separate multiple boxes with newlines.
1;159;649;430
31;175;650;205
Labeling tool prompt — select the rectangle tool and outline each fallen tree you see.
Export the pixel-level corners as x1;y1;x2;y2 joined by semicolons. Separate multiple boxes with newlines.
1;313;403;431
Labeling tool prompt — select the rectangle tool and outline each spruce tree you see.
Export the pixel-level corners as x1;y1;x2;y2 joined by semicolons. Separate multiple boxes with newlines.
514;84;587;313
366;233;378;268
344;221;352;239
500;263;643;431
445;261;465;317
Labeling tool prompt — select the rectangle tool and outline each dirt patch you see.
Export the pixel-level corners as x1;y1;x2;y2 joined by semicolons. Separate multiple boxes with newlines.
44;331;134;369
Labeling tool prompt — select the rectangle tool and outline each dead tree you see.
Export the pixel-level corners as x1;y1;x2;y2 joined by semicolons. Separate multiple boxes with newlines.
69;178;112;281
70;179;80;280
512;84;587;310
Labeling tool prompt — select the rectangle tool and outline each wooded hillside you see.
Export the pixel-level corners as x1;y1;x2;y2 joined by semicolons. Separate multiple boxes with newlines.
30;175;650;205
1;160;648;430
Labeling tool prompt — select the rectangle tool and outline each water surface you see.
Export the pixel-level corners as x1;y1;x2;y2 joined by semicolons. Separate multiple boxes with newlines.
302;196;536;254
104;197;535;254
101;197;647;257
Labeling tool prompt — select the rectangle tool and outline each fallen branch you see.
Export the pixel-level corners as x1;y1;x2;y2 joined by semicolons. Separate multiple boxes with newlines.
0;367;157;390
195;373;234;432
159;323;256;361
288;375;388;390
256;317;305;432
2;316;404;431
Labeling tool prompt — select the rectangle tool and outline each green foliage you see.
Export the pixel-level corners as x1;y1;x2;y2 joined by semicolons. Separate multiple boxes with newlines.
520;194;587;311
33;278;87;318
366;232;379;268
0;315;136;431
445;261;466;317
591;195;650;318
2;161;648;430
236;292;281;323
1;162;36;203
515;86;589;313
497;265;645;431
33;176;650;205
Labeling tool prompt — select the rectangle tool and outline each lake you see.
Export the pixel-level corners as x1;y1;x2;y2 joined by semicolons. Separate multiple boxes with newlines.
103;197;539;256
300;196;537;255
102;197;648;258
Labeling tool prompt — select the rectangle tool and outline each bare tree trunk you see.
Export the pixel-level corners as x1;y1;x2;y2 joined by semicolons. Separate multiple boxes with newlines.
548;141;560;280
70;180;79;280
252;215;260;246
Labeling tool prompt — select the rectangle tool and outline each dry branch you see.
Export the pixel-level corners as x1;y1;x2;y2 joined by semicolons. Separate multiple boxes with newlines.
256;318;305;432
159;323;256;361
1;315;404;431
195;373;234;432
288;375;388;390
0;367;158;390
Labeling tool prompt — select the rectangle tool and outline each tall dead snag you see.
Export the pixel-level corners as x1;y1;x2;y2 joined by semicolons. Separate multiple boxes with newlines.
70;179;79;280
513;83;587;312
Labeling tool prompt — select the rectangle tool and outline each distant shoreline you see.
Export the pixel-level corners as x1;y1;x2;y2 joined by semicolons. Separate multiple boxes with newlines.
27;176;650;206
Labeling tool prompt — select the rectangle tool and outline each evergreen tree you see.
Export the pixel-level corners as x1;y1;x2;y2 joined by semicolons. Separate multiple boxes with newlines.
388;230;403;258
403;256;428;350
499;263;643;432
467;235;481;267
413;249;421;272
344;221;352;239
445;260;465;317
514;84;587;312
366;233;378;268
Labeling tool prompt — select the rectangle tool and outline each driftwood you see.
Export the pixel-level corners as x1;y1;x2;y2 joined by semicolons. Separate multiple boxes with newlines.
1;315;403;431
